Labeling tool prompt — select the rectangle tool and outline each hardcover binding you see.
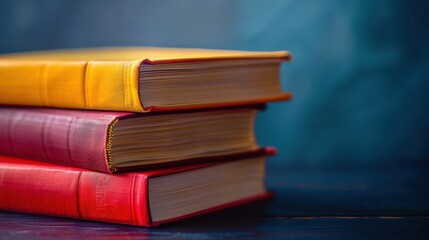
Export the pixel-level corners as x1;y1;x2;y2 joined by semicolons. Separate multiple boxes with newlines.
0;108;130;173
0;47;292;112
0;155;150;226
0;107;269;173
0;154;272;227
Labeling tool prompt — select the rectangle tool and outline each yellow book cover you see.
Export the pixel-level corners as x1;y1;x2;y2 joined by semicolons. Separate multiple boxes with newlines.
0;47;292;112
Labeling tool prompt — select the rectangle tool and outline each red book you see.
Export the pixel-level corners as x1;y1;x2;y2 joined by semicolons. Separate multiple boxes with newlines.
0;154;271;227
0;107;262;173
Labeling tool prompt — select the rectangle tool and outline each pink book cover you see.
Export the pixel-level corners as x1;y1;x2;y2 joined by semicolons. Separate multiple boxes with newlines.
0;107;270;173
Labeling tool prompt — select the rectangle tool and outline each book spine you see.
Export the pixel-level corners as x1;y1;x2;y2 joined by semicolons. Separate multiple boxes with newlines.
0;109;113;173
0;157;151;226
0;60;143;112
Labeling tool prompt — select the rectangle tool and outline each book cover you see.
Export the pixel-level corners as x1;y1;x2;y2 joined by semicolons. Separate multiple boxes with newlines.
0;107;267;173
0;154;272;227
0;47;292;112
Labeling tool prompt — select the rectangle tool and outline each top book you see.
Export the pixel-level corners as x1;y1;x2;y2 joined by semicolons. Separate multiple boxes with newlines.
0;47;291;112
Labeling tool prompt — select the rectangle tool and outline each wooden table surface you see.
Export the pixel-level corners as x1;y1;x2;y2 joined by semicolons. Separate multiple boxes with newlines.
1;164;428;239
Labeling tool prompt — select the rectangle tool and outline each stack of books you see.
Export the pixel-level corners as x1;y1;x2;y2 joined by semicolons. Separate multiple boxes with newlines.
0;47;291;227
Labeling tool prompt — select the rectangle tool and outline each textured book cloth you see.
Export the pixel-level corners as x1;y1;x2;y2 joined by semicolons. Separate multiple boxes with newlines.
0;154;272;227
0;107;268;173
0;47;291;112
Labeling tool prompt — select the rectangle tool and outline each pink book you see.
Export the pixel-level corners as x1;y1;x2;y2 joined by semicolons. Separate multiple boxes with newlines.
0;107;267;173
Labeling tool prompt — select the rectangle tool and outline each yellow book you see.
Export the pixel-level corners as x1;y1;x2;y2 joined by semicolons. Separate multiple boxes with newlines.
0;47;292;112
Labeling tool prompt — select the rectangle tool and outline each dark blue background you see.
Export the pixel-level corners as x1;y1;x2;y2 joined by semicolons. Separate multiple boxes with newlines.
1;0;428;172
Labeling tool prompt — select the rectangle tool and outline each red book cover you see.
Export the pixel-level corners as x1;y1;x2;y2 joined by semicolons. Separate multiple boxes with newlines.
0;153;272;227
0;107;264;173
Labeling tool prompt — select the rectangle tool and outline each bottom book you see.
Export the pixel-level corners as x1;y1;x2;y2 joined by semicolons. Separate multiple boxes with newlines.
0;154;271;227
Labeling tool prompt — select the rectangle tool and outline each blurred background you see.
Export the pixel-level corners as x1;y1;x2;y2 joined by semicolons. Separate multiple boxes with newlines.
1;0;428;214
